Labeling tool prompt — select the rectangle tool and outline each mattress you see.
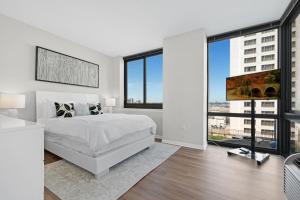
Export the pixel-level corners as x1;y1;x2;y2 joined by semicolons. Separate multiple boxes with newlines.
45;129;152;157
42;114;156;153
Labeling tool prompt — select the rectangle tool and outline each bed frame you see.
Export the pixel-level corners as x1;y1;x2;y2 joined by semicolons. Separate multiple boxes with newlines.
36;91;154;178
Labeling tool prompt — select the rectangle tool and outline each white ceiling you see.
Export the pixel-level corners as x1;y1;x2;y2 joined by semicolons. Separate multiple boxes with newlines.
0;0;291;57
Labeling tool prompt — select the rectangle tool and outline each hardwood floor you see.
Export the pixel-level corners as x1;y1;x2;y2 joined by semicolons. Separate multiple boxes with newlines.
44;145;286;200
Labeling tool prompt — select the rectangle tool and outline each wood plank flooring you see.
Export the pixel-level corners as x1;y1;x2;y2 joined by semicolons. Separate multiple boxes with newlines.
44;145;286;200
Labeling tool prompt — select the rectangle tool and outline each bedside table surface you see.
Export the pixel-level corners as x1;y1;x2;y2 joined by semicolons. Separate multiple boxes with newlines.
0;114;43;133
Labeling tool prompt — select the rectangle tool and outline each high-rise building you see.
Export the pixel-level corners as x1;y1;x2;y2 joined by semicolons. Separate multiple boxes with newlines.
291;18;300;152
229;29;278;139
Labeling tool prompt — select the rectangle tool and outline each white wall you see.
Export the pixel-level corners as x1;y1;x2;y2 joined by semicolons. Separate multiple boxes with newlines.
0;14;114;121
0;15;208;148
162;29;207;149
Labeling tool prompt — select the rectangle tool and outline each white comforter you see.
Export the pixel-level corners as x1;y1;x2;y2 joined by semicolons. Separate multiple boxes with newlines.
43;114;156;152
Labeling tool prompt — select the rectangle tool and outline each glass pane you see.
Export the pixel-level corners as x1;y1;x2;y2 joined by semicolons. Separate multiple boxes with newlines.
290;121;300;153
208;116;277;150
146;54;163;103
208;39;230;112
291;16;300;111
127;59;144;104
208;29;278;114
256;118;277;150
208;116;251;146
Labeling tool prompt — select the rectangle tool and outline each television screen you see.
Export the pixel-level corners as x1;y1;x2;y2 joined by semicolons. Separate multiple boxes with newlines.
226;69;280;101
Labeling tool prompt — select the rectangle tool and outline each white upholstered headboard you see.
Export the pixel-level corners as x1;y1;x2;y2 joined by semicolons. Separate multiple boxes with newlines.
36;91;99;123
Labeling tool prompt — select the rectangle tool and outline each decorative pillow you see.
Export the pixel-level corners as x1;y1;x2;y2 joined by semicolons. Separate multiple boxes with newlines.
89;103;103;115
74;103;90;116
54;102;75;118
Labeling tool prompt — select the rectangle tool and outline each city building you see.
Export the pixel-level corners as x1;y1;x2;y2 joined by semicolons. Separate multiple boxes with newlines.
291;17;300;152
229;30;278;140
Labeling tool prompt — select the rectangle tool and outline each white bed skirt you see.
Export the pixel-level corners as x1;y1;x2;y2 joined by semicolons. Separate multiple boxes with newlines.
45;134;155;178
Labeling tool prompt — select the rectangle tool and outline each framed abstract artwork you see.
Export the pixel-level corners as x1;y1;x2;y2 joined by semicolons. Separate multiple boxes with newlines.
35;46;99;88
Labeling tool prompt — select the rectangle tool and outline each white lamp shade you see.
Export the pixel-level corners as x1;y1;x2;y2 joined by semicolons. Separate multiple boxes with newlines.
0;94;25;109
105;98;116;107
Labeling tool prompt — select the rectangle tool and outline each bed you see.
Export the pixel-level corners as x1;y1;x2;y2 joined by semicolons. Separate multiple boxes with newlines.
36;91;155;178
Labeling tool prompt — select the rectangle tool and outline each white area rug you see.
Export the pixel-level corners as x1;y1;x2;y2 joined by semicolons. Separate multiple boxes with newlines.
45;143;180;200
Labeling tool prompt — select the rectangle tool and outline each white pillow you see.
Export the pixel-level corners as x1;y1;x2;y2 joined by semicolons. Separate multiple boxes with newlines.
75;103;90;116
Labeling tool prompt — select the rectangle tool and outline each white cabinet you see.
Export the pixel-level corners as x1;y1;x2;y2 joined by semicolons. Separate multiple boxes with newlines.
0;115;44;200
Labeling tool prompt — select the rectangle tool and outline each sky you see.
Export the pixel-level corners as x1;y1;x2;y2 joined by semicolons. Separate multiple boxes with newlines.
127;54;163;103
208;39;230;102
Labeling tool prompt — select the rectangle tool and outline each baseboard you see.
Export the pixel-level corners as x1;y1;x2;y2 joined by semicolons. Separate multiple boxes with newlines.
162;139;207;150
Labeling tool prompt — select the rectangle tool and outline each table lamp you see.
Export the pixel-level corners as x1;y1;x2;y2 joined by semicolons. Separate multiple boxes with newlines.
105;98;116;113
0;94;25;118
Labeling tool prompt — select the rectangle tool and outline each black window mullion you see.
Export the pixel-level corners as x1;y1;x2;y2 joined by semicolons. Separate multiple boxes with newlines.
124;60;128;107
143;57;147;105
279;0;300;155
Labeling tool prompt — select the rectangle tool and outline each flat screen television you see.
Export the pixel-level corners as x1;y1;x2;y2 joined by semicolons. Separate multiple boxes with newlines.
226;69;280;101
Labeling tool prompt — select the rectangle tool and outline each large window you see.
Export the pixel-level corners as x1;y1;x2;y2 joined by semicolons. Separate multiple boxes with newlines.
281;2;300;154
124;49;163;109
208;27;279;152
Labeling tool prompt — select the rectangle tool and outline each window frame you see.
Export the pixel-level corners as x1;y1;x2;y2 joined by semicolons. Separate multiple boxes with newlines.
207;21;280;154
280;0;300;156
124;48;163;109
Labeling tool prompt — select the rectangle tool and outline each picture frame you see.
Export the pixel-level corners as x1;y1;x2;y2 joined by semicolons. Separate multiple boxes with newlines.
35;46;99;88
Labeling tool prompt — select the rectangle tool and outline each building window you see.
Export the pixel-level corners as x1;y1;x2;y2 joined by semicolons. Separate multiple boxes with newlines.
244;128;251;133
244;110;251;114
244;48;256;55
244;102;256;107
292;91;296;98
244;119;251;125
124;49;163;109
261;102;274;107
292;41;296;48
261;35;275;43
244;39;256;46
292;61;296;68
292;31;296;38
262;45;275;52
244;66;256;72
261;111;275;114
261;64;274;70
244;102;251;107
292;71;296;78
244;57;256;63
292;81;296;87
261;120;275;126
261;129;275;135
261;54;275;61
